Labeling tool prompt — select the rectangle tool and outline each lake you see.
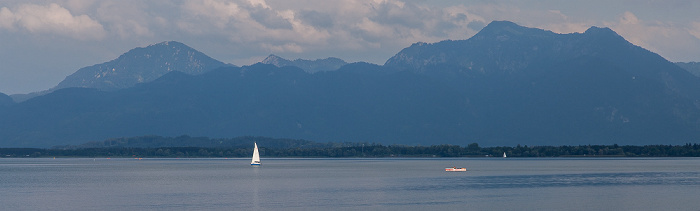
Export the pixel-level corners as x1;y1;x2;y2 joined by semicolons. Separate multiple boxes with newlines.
1;158;699;210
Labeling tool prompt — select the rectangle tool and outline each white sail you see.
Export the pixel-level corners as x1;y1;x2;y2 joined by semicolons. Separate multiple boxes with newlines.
251;142;261;165
503;152;507;158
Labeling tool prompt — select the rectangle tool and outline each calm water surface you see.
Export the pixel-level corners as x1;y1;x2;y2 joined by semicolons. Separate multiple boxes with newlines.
1;158;699;210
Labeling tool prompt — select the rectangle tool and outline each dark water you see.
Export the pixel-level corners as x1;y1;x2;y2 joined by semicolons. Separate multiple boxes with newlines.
1;158;699;210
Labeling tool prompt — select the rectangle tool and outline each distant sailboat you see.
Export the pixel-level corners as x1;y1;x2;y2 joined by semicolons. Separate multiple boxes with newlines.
503;152;507;158
251;142;261;166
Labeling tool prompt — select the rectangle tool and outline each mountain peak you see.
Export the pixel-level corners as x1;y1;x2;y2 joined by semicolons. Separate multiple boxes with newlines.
126;41;197;58
472;20;550;38
584;26;615;34
55;41;228;91
583;26;624;40
155;40;182;45
148;41;189;49
484;20;521;29
261;54;289;65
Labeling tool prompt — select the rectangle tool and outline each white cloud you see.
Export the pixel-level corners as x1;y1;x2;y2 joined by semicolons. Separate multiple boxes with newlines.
247;0;271;9
619;11;639;25
93;1;162;39
64;0;97;13
174;0;494;58
689;22;700;40
261;42;302;53
0;3;105;40
0;7;17;30
111;20;152;38
179;0;328;51
181;0;244;29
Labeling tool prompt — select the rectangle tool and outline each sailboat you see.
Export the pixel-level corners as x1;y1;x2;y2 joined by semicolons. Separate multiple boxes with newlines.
251;142;261;166
503;152;507;158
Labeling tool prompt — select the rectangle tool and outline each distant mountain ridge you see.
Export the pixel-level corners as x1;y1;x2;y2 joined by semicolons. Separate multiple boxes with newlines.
55;41;230;90
2;21;700;148
261;54;347;73
386;21;639;75
676;62;700;77
0;64;467;147
10;41;231;102
384;21;700;144
0;92;13;107
386;20;700;113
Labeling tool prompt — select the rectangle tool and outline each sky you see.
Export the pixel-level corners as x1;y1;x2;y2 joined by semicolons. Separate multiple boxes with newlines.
1;0;699;95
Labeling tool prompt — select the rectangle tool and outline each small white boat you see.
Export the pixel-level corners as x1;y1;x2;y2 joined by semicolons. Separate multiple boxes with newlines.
503;152;507;158
445;167;467;172
251;142;261;166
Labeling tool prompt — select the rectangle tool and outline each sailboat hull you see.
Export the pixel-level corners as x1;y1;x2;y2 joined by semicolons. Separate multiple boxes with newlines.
445;167;467;172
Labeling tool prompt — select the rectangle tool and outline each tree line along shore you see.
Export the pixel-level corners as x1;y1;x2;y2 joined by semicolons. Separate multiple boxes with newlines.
2;143;700;158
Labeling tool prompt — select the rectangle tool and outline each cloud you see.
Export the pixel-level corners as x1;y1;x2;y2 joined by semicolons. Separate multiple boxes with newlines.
296;10;333;29
174;0;491;59
604;11;700;61
261;42;302;53
248;4;293;29
0;7;16;30
181;0;244;30
619;11;639;25
179;0;328;52
247;0;271;9
64;0;98;13
689;22;700;40
604;12;654;48
94;1;156;38
0;3;105;40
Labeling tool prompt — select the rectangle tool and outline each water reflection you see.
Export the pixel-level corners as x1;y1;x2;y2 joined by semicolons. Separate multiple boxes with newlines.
405;171;700;190
252;166;260;210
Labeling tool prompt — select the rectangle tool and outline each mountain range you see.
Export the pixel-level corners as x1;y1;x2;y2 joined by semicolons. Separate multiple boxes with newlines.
676;62;700;77
56;41;230;90
261;54;347;73
1;21;700;148
10;41;231;102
